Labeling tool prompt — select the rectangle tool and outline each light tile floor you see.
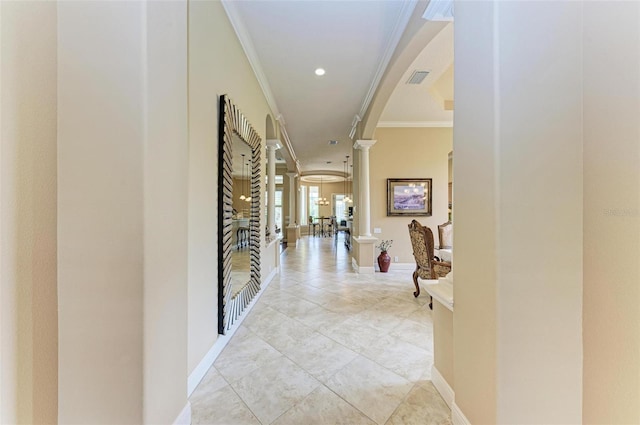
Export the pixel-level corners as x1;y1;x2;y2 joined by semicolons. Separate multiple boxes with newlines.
190;235;452;425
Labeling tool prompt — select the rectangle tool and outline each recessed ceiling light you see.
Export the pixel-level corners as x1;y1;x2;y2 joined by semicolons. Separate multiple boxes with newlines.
315;68;326;76
328;140;338;145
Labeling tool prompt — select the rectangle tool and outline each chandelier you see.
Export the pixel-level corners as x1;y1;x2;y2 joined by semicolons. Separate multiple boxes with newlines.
344;155;352;203
316;176;329;206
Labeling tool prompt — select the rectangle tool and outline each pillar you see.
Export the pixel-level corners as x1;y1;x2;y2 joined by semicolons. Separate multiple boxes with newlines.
351;140;377;273
286;172;298;245
354;140;376;237
266;139;281;238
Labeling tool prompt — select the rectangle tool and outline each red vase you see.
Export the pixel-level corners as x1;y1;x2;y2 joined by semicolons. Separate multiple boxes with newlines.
378;251;391;272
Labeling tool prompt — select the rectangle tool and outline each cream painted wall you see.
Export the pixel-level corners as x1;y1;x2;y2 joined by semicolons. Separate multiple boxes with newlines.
452;3;497;423
452;1;639;423
455;1;584;423
582;2;640;423
58;1;189;423
1;2;58;423
433;303;453;387
188;0;272;374
143;2;189;423
57;2;146;422
369;128;452;263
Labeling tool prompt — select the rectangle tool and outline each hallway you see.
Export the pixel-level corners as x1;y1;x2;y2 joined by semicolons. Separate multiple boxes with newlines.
190;236;451;425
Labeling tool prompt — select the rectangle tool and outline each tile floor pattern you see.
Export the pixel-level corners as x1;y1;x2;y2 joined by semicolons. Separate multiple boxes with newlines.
191;235;452;425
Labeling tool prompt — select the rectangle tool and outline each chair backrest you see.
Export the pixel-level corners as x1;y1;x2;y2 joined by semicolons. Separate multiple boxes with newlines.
408;219;436;279
437;221;453;249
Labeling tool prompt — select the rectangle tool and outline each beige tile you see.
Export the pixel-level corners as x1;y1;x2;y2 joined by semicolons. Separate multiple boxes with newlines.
363;335;433;383
213;330;282;383
325;356;413;425
320;317;383;354
280;331;359;383
260;316;316;354
189;366;229;406
231;353;320;425
272;385;375;425
291;303;349;330
191;385;260;425
386;382;452;425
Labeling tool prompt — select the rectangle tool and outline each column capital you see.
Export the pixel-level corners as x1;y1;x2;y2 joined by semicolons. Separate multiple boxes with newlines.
286;172;298;178
354;139;377;150
266;139;282;150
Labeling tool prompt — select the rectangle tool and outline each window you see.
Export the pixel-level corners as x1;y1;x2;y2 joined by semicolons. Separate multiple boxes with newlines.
275;190;283;230
308;186;319;219
334;194;346;220
300;186;307;225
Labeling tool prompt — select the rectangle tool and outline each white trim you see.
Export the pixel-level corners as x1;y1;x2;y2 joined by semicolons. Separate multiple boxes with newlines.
422;0;454;21
431;366;454;408
356;1;418;120
452;402;471;425
187;267;278;396
173;402;191;425
376;121;454;128
221;1;279;118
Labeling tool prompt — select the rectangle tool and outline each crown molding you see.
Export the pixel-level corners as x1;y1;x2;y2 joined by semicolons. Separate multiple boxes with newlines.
221;1;280;118
353;0;419;135
423;0;454;22
376;121;453;128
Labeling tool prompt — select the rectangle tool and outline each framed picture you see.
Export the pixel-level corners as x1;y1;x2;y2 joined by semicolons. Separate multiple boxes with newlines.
387;178;432;216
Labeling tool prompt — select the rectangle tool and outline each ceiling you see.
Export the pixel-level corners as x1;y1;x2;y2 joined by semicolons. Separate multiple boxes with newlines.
223;0;454;176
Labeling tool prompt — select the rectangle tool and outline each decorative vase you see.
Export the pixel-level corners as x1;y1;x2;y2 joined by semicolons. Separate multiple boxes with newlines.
378;251;391;273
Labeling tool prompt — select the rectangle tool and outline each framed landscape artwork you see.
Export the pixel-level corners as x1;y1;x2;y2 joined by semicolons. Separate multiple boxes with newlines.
387;178;432;216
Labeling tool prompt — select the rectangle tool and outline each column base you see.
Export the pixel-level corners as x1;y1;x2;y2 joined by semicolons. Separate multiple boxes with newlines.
352;236;378;273
286;225;300;246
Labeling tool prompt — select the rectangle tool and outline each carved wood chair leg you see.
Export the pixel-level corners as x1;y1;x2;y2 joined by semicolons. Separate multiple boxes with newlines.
429;296;433;310
412;271;420;298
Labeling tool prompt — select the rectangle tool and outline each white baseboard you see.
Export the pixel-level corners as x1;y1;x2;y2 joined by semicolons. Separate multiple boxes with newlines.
173;401;191;425
452;401;471;425
431;366;454;408
187;267;278;396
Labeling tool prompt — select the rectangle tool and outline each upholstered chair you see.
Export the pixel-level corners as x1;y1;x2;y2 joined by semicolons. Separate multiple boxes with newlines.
408;220;452;299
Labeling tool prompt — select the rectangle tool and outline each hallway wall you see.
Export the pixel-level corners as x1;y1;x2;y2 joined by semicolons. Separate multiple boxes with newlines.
454;1;640;423
0;2;58;423
582;2;640;423
188;0;272;375
57;1;190;423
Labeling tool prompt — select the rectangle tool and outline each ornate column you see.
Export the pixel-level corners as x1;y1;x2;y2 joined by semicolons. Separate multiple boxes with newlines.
266;139;281;238
286;171;298;245
351;140;377;273
354;140;376;237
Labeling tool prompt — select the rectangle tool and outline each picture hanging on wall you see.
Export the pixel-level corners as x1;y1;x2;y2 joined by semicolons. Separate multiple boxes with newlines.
387;178;432;216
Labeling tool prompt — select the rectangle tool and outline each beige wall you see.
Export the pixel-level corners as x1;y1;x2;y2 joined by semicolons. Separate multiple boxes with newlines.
433;303;453;388
188;0;272;374
1;2;58;423
453;1;639;424
452;4;497;420
369;127;452;263
582;2;640;423
57;1;189;423
57;2;146;421
143;2;189;423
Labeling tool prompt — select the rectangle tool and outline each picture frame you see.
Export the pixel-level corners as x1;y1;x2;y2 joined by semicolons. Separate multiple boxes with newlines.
387;178;432;216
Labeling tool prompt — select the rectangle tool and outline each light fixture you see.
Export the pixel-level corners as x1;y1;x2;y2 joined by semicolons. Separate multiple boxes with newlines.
239;154;246;200
314;68;326;76
316;176;329;206
245;160;252;202
344;155;352;203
